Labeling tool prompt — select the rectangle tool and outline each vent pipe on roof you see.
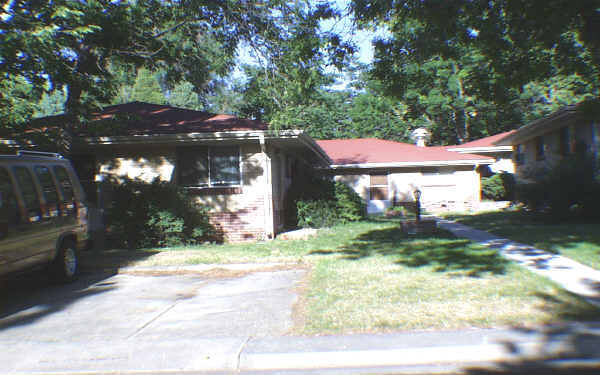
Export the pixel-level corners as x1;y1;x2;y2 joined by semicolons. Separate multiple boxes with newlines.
411;128;430;147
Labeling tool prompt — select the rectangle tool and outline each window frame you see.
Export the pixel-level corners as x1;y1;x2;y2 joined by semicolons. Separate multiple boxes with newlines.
369;172;389;201
535;136;545;161
177;146;242;189
515;144;525;165
34;165;60;206
12;166;42;221
0;167;20;228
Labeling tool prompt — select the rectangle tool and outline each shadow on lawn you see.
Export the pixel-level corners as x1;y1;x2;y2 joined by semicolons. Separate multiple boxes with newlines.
310;226;508;276
447;210;600;257
462;285;600;374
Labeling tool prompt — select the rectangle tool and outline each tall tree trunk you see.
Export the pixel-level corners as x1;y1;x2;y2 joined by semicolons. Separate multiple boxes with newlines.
452;62;468;143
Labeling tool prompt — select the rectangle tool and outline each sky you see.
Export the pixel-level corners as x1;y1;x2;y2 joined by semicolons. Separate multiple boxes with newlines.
234;0;387;85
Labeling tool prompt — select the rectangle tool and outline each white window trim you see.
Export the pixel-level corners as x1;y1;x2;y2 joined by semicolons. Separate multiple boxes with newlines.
369;173;389;201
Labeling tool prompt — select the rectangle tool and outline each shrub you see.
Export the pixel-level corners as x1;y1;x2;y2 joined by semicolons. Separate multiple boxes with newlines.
334;181;366;223
296;200;339;228
104;178;215;249
286;172;366;229
481;172;515;201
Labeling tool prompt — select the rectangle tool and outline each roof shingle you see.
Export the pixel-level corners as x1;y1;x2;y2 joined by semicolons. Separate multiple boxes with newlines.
316;138;493;166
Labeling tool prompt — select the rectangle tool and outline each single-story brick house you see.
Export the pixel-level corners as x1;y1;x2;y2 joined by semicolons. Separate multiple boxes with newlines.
19;101;521;239
56;102;331;242
495;103;600;183
316;138;495;214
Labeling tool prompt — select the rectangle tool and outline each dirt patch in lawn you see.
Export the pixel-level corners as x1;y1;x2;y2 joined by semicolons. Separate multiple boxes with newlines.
118;263;307;280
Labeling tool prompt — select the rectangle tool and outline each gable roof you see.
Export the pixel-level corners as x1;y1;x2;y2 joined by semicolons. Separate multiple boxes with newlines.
495;105;580;146
96;102;268;134
30;102;268;136
445;130;515;153
317;138;493;168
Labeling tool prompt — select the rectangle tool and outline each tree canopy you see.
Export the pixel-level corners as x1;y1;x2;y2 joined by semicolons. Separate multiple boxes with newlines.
0;0;349;126
351;0;599;143
2;0;598;147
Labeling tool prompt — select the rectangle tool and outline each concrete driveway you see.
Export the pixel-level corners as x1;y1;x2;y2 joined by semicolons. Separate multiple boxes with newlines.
0;266;306;373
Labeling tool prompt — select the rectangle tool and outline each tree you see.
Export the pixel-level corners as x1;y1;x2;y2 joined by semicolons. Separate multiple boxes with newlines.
130;68;167;104
237;1;354;128
351;0;600;87
351;1;599;144
167;81;202;110
34;89;67;118
1;0;347;126
0;78;39;129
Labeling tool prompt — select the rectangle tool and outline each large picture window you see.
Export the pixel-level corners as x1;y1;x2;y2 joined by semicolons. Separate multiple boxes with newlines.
178;146;241;188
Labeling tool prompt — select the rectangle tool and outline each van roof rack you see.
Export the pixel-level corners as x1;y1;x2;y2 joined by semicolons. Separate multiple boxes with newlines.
17;150;63;159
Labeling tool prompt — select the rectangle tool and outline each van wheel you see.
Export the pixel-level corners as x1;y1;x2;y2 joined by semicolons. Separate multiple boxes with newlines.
51;241;79;282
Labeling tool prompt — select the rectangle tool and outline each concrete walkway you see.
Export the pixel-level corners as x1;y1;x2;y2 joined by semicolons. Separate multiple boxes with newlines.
436;218;600;307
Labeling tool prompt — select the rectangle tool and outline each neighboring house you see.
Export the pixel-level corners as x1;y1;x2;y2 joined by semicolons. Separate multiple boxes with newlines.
316;138;494;214
496;104;600;183
446;130;516;175
32;102;330;242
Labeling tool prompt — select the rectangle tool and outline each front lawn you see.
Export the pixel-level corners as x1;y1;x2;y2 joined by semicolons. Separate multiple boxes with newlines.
444;210;600;270
86;218;600;334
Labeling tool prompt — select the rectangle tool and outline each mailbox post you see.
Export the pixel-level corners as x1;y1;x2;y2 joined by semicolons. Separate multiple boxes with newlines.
413;188;422;224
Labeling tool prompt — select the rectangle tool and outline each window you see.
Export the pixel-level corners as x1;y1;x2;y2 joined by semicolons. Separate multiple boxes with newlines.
53;166;76;214
369;173;388;200
515;144;525;165
0;167;20;229
535;136;545;160
53;166;74;202
559;127;570;156
13;166;41;221
178;146;241;188
34;166;59;206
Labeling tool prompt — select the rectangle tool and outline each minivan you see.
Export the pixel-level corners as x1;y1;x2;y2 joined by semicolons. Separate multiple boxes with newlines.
0;151;88;282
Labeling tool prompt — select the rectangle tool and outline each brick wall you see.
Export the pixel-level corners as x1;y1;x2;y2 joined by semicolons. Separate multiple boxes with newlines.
208;194;267;242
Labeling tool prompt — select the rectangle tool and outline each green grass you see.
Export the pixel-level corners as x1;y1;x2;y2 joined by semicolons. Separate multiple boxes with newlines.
86;217;600;334
444;210;600;270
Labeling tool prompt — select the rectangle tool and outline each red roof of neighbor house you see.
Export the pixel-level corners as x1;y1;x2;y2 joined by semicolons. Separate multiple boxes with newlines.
31;102;268;135
446;130;516;149
316;138;493;166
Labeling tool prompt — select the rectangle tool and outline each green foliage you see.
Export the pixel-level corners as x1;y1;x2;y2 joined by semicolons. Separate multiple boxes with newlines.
353;0;599;145
1;0;346;124
289;173;366;229
104;178;215;249
0;78;40;127
334;181;367;223
516;152;600;219
130;68;167;105
353;0;600;87
297;200;339;228
482;173;515;201
34;89;67;118
167;81;203;110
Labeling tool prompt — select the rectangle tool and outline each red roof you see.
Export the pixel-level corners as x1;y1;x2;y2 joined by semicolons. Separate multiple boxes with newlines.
316;139;493;165
32;102;268;136
447;130;516;149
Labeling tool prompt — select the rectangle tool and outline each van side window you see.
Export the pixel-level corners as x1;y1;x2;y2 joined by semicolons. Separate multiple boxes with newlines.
13;166;41;221
53;166;74;202
0;167;20;233
34;166;60;207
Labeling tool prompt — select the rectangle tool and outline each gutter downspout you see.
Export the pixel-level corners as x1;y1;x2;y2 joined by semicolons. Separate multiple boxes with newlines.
259;134;274;240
